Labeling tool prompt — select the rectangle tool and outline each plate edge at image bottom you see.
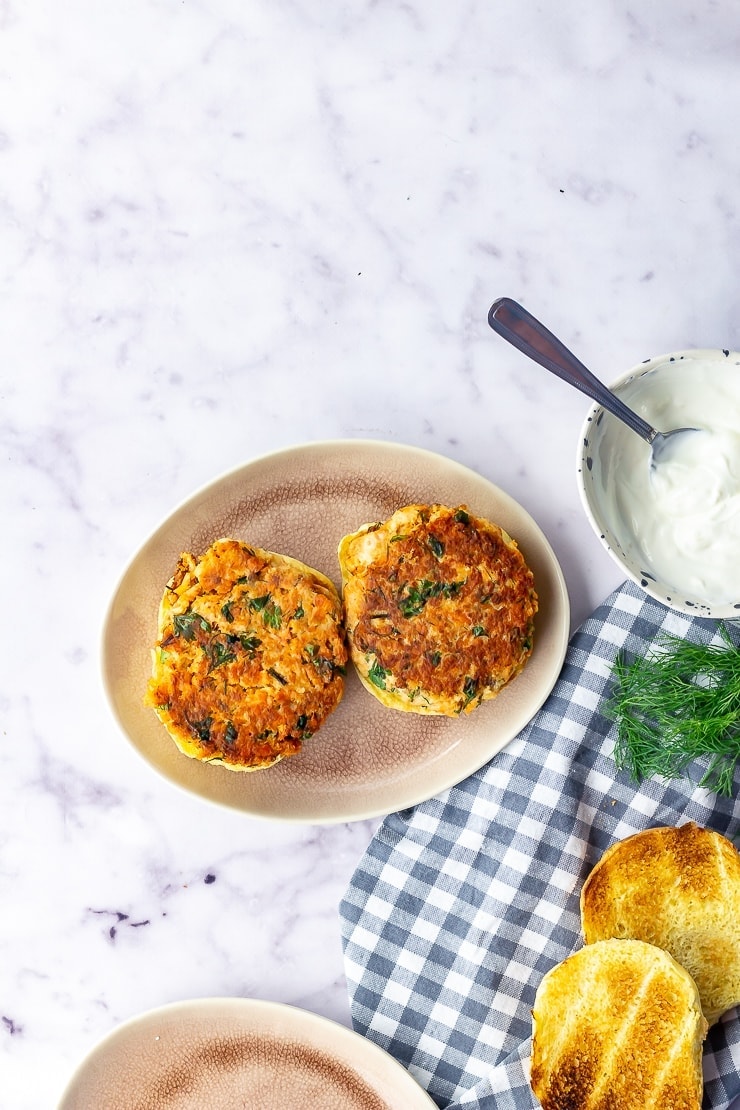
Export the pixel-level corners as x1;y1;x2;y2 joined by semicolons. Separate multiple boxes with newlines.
57;997;438;1109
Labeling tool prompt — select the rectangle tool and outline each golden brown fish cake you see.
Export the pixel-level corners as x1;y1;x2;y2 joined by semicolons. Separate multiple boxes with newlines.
146;538;347;771
338;504;538;716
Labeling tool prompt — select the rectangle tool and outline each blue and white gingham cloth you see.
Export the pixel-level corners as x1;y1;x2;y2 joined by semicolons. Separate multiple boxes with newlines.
340;580;740;1109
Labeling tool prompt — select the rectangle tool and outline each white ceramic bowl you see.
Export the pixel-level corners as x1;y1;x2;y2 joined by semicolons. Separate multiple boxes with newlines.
577;348;740;620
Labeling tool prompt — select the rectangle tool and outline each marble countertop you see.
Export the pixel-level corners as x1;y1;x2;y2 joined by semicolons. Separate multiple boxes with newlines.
4;2;740;1105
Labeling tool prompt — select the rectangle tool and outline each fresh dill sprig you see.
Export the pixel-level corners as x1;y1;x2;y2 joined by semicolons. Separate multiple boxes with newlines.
605;624;740;797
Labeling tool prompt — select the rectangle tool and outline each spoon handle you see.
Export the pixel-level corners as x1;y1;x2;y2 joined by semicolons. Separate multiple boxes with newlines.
488;297;656;443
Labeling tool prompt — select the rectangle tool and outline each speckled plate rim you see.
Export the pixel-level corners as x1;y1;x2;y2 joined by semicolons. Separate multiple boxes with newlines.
576;348;740;619
102;439;570;823
57;997;438;1109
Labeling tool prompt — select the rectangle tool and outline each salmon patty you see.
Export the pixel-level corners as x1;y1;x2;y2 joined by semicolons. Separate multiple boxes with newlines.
146;538;347;770
338;504;538;716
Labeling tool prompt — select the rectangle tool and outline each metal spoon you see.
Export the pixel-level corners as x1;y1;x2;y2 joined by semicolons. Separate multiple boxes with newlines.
487;297;697;464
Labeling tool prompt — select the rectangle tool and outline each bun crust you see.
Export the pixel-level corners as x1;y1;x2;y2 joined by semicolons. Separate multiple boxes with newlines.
146;538;347;771
338;504;537;716
581;822;740;1025
530;939;706;1110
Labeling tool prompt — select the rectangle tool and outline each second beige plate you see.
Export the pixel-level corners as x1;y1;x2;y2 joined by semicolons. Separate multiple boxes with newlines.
103;440;569;822
58;998;437;1109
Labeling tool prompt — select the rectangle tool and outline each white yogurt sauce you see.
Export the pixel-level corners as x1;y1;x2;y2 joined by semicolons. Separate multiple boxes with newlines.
596;357;740;604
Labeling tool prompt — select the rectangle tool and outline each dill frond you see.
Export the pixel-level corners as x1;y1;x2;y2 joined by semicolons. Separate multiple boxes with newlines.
605;626;740;797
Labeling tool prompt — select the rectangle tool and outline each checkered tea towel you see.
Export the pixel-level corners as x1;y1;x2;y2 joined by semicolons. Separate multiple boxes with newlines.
340;580;740;1109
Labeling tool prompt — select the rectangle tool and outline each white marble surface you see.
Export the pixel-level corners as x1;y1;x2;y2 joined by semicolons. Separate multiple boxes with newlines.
3;2;740;1105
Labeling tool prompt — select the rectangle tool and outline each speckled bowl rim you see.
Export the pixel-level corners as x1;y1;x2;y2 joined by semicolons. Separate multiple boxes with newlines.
57;997;438;1108
577;348;740;619
101;439;570;823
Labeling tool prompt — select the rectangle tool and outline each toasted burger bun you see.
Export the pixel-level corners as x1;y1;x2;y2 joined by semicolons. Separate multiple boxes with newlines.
338;504;538;716
146;538;347;771
580;821;740;1025
530;938;706;1110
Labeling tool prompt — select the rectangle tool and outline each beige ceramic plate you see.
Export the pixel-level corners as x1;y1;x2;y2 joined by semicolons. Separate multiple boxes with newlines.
103;440;569;822
58;997;437;1109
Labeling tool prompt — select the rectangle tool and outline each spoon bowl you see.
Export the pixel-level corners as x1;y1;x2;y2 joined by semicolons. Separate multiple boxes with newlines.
487;298;697;465
649;426;702;465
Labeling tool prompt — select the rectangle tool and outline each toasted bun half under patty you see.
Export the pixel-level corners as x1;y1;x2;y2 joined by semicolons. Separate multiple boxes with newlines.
338;504;538;716
581;821;740;1025
531;938;706;1110
146;538;347;771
